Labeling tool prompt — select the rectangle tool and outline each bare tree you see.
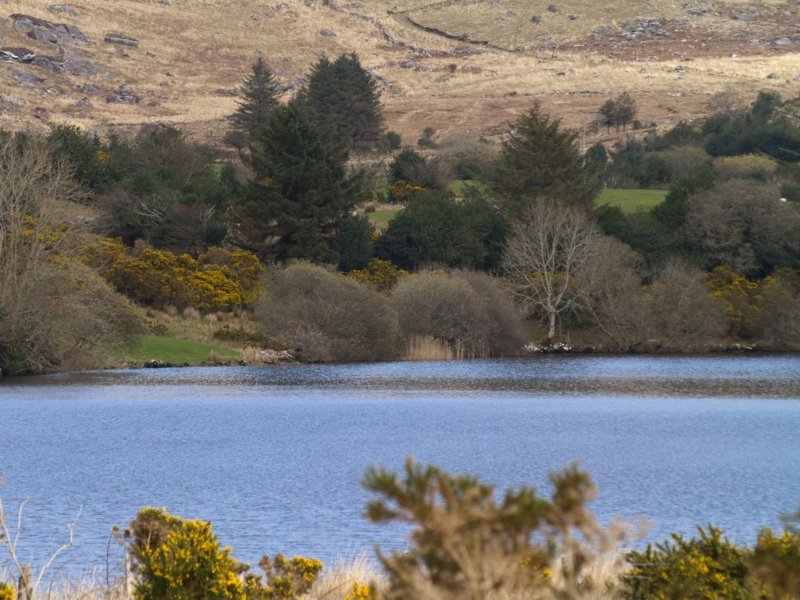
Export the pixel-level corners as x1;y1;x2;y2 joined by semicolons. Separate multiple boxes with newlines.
502;200;601;342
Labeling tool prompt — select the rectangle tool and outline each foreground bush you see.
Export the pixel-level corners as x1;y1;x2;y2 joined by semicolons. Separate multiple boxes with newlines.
255;262;401;362
0;583;13;600
130;507;245;600
363;460;627;600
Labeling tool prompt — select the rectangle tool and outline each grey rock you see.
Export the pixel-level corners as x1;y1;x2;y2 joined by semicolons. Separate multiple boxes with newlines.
319;28;336;36
766;72;779;79
61;48;101;77
75;96;92;107
104;33;139;47
75;82;101;95
275;2;289;9
158;0;170;4
48;5;79;18
593;25;615;35
28;26;59;45
143;359;172;368
12;68;44;87
32;106;49;120
31;55;64;73
531;14;541;24
547;4;558;12
251;14;266;20
568;14;577;20
774;37;793;46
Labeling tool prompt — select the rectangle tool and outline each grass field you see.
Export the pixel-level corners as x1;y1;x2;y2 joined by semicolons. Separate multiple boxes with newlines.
126;335;240;365
596;188;668;213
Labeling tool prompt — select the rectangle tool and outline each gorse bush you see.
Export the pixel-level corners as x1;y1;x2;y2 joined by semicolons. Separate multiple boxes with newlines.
130;507;244;600
244;554;323;599
623;526;751;599
0;583;13;600
87;238;264;313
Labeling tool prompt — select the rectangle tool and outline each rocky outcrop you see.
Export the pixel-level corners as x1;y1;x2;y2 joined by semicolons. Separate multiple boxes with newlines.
0;47;36;62
10;13;88;46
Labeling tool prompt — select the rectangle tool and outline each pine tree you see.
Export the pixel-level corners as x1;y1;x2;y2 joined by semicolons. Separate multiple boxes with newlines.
233;103;363;263
298;53;383;150
492;103;599;216
226;56;280;151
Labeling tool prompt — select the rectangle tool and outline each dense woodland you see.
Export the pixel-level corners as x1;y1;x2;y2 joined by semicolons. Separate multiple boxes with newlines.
2;52;800;374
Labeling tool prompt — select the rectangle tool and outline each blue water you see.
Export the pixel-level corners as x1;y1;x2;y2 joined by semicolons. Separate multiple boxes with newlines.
1;355;799;575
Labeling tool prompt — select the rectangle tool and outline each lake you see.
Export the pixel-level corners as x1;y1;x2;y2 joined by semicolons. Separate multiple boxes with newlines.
1;355;799;576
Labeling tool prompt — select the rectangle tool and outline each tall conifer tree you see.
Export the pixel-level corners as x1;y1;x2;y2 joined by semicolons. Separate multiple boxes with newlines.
226;56;280;151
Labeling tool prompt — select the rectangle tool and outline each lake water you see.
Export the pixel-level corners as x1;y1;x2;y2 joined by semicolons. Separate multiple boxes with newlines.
1;355;799;576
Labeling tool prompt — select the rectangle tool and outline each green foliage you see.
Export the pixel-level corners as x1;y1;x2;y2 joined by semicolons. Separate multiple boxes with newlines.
255;262;401;362
333;214;374;272
235;103;362;263
297;53;383;150
378;130;402;153
244;554;323;600
389;148;451;189
623;526;751;599
375;190;508;271
130;507;245;600
713;153;779;181
597;92;638;132
492;102;599;214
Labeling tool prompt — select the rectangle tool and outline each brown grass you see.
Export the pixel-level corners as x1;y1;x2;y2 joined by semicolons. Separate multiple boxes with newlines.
0;0;797;145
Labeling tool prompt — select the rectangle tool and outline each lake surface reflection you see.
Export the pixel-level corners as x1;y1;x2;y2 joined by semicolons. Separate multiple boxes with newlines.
1;355;799;574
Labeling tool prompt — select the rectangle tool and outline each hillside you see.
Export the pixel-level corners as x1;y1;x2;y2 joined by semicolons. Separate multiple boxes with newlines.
1;0;799;144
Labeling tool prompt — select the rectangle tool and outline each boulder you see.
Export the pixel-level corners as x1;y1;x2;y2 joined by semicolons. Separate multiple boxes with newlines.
104;33;139;47
10;14;88;45
31;54;64;73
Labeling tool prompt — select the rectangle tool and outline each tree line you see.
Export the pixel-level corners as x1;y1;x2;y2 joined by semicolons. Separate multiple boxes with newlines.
2;52;800;374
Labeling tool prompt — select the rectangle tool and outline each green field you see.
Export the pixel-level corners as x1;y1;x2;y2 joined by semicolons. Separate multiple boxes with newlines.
126;335;240;365
595;189;668;213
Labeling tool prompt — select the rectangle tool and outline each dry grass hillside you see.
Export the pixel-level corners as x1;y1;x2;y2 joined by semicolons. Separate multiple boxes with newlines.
1;0;799;144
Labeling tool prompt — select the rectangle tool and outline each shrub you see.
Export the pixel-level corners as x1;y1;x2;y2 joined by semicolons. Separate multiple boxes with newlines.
623;526;751;599
0;583;13;600
347;259;408;291
390;270;524;358
751;527;800;598
130;507;244;600
364;460;626;600
244;554;323;600
714;154;779;181
255;263;401;362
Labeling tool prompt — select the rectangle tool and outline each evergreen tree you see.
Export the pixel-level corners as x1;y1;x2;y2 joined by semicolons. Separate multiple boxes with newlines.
492;103;599;216
233;103;363;263
226;56;280;151
298;53;383;150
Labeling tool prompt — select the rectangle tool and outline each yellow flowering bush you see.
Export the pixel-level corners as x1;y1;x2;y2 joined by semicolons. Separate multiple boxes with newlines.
343;582;373;600
244;554;323;600
0;583;14;600
388;180;424;204
707;265;762;338
623;525;751;599
98;245;264;312
751;528;800;598
130;507;244;600
347;259;407;292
